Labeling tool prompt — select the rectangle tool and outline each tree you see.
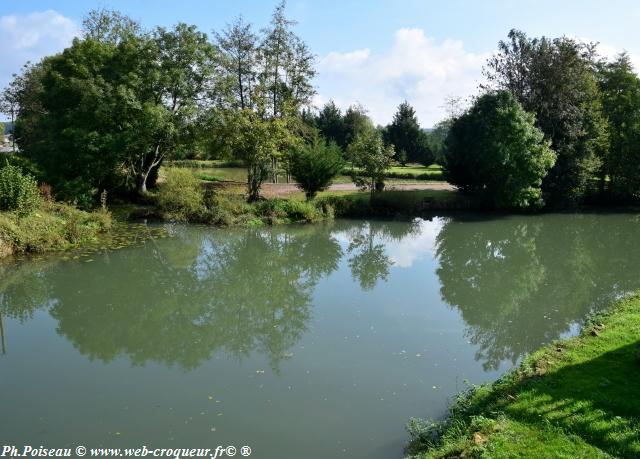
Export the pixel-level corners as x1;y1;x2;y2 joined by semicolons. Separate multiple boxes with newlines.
315;101;348;150
82;8;141;44
260;0;315;119
347;126;395;197
257;1;316;183
222;108;298;201
385;101;433;165
0;63;36;153
13;19;218;202
215;16;258;110
4;62;46;156
425;119;452;165
485;30;608;205
599;53;640;199
398;150;408;167
343;103;371;147
290;138;343;200
444;90;556;209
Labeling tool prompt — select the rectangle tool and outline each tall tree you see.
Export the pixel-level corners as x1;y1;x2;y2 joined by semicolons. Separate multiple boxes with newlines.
343;103;372;148
257;1;316;183
215;16;258;110
259;1;315;119
599;53;640;199
445;91;556;209
385;101;433;165
13;18;217;203
0;63;38;153
315;100;347;150
82;8;141;44
485;30;608;205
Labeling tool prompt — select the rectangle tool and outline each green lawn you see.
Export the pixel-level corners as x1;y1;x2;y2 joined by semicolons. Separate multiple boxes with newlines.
407;294;640;458
388;164;443;174
165;162;445;183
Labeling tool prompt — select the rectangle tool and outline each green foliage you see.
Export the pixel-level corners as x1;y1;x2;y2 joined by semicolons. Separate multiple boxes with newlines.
153;170;333;226
445;91;556;209
0;202;111;256
290;139;343;199
254;199;325;224
385;101;433;165
486;30;608;206
599;53;640;199
221;109;300;201
0;164;41;215
82;7;141;44
314;100;348;150
13;19;217;201
260;0;316;118
343;104;373;147
397;150;408;166
425;120;452;165
347;127;395;197
155;169;204;221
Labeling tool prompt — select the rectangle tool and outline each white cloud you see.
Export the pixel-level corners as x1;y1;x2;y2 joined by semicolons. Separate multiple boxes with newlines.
320;49;371;73
316;28;490;127
384;218;444;268
594;42;640;72
0;10;79;91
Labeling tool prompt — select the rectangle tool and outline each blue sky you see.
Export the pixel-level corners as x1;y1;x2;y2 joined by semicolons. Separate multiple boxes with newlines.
2;1;639;126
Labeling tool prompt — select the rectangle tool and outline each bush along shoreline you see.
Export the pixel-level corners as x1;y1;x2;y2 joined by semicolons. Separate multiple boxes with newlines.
0;202;112;259
0;164;112;260
405;294;640;459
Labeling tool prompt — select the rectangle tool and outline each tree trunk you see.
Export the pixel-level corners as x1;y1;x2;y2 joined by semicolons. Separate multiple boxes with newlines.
247;164;262;202
137;173;148;194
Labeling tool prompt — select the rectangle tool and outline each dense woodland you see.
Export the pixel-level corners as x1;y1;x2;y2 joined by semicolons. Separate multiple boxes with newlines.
2;3;640;211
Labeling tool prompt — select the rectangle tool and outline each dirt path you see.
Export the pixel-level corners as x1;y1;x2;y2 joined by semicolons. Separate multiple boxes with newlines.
259;181;456;198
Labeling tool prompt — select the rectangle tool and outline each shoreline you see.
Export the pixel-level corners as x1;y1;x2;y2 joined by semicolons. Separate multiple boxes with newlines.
406;293;640;458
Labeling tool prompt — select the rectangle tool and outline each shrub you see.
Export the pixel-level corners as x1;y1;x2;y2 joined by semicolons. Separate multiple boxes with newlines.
156;169;204;221
0;202;112;256
254;199;324;224
290;140;344;200
0;164;42;215
347;127;395;197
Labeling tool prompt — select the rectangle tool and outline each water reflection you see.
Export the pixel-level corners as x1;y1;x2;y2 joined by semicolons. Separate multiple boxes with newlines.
338;220;423;290
2;214;640;372
435;213;640;370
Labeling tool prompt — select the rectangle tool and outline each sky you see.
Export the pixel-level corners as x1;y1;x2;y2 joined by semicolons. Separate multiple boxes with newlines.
1;0;640;127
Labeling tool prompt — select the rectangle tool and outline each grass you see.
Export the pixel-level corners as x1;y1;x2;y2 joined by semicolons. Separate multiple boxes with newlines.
406;294;640;458
164;162;445;184
0;201;112;258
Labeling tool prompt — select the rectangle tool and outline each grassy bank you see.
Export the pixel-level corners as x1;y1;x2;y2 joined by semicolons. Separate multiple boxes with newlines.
0;202;112;259
406;294;640;458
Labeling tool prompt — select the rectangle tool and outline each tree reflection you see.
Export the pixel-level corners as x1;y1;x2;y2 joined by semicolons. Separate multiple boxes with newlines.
436;214;640;370
343;220;420;290
1;224;343;371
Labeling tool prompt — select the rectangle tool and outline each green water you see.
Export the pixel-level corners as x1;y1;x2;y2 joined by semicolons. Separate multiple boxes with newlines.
2;214;640;458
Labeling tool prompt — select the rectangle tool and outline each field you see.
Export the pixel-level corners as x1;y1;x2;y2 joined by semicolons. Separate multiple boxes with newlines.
165;161;445;184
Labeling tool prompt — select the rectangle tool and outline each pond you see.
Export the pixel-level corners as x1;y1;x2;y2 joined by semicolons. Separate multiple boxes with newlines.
2;213;640;458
